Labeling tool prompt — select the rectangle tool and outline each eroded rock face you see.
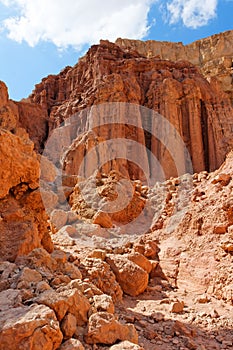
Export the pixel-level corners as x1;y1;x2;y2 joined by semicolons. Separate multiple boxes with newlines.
116;30;233;104
28;39;233;178
0;83;53;262
0;81;48;152
0;33;233;350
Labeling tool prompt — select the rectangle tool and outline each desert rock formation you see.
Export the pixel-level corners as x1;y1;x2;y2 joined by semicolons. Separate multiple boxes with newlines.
0;30;233;350
0;82;53;262
28;38;233;178
116;30;233;104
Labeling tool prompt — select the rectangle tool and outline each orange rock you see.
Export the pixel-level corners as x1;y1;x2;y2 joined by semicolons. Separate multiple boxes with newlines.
127;252;152;274
212;173;231;186
60;313;77;339
36;288;90;325
0;304;63;350
116;31;233;104
213;225;228;234
93;210;113;228
106;255;148;296
80;258;123;302
85;312;138;345
59;339;85;350
29;39;233;178
171;300;185;313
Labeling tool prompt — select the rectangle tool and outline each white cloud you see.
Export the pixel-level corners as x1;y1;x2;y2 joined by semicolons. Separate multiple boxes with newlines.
166;0;218;28
0;0;155;48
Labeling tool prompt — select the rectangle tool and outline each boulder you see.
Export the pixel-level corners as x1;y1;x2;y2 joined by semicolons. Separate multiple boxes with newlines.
85;312;138;345
110;341;144;349
0;304;62;350
36;288;90;325
106;255;148;296
59;339;84;350
80;258;123;302
92;294;115;314
60;313;77;339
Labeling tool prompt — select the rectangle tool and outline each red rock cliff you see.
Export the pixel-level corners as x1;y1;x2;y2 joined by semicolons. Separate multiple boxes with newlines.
116;30;233;104
28;39;233;179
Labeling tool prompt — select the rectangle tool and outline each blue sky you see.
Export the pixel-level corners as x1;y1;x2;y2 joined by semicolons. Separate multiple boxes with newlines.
0;0;232;101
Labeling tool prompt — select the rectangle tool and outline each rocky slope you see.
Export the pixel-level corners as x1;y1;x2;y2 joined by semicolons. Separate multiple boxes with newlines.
0;149;233;349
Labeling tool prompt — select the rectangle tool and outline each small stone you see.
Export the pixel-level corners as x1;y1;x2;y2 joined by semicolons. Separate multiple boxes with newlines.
151;312;164;322
171;300;184;313
51;249;67;264
61;313;77;339
144;329;158;340
195;294;210;304
36;281;51;294
214;225;228;234
88;249;106;260
18;267;42;285
93;211;113;228
50;209;68;230
59;338;85;350
92;294;115;314
210;309;220;318
212;173;231;186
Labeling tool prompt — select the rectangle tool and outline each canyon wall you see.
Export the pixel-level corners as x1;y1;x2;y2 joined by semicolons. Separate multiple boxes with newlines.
28;39;233;179
116;30;233;104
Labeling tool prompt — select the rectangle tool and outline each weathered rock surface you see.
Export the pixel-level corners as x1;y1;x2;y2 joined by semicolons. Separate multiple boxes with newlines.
80;258;123;302
0;31;233;350
116;30;233;104
110;341;144;350
69;171;146;227
0;304;63;350
0;82;54;261
36;288;90;325
85;312;138;345
28;38;233;178
154;151;233;301
0;132;53;261
0;80;48;152
59;339;84;350
106;255;149;296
